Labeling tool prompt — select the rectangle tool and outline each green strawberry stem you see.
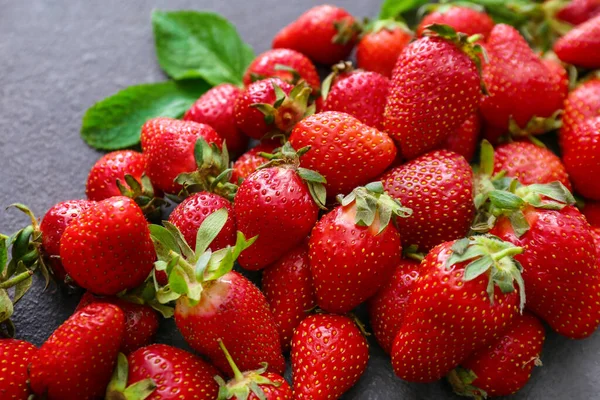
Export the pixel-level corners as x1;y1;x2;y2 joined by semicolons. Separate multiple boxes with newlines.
116;174;165;221
106;353;157;400
447;366;487;400
219;339;246;382
0;269;33;289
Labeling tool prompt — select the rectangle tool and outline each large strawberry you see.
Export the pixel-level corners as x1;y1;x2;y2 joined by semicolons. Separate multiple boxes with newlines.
29;303;125;399
554;14;600;69
561;78;600;135
561;116;600;200
391;235;525;383
60;196;155;295
289;111;396;197
439;112;481;161
291;314;369;399
556;0;600;24
86;150;145;201
234;143;325;270
356;20;412;78
309;182;411;313
384;25;483;160
0;339;37;399
381;149;474;252
231;142;278;183
272;5;359;65
417;5;495;38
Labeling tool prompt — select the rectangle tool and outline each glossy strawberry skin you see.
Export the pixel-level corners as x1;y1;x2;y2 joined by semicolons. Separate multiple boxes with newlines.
309;204;402;313
250;372;293;400
272;5;358;65
290;111;397;197
234;167;318;270
291;314;369;400
127;344;219;400
141;117;223;194
243;48;320;91
262;243;316;352
76;292;159;354
554;14;600;69
322;71;390;130
29;303;125;400
583;201;600;227
59;196;155;295
493;141;572;190
417;6;495;38
231;143;278;183
561;117;600;200
183;84;248;157
0;339;37;399
175;271;284;376
168;192;236;251
542;58;569;105
490;206;600;338
367;259;421;354
561;78;600;136
383;36;481;160
86;150;145;201
381;150;474;252
557;0;600;24
439;112;481;161
356;27;412;78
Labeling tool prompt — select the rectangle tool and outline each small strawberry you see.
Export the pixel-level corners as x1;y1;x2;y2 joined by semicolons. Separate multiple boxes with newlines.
561;78;600;135
554;14;600;69
356;20;413;78
383;25;483;160
582;201;600;227
231;143;278;183
381;149;475;252
262;242;316;352
391;235;525;383
417;5;495;39
183;84;248;157
439;112;481;161
0;339;37;399
556;0;600;24
86;150;145;201
291;314;369;400
29;303;125;400
289;111;397;197
309;182;411;313
561;116;600;200
60;196;155;295
272;5;359;65
448;312;545;398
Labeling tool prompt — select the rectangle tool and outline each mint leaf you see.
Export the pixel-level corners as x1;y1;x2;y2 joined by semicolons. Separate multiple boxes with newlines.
152;10;255;85
379;0;430;19
81;79;209;150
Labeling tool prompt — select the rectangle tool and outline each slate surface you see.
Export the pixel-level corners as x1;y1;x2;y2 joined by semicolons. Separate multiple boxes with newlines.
0;1;599;399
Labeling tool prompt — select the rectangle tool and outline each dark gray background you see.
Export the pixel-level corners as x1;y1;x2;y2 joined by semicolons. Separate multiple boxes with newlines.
1;1;598;399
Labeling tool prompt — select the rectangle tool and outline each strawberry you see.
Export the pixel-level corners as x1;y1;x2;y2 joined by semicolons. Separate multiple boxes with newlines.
417;6;495;39
272;5;359;65
561;78;600;135
554;14;600;69
76;292;159;354
561;116;600;200
0;339;37;399
583;201;600;227
262;242;316;352
234;143;325;270
383;25;483;160
448;312;545;398
309;182;410;313
381;149;475;252
439;112;481;161
356;20;413;78
289;111;397;197
291;314;369;399
367;257;421;354
183;84;248;157
86;150;145;201
243;48;320;92
29;303;125;399
60;196;155;295
231;143;278;183
215;340;292;400
556;0;600;24
141;117;223;194
542;58;569;104
391;235;525;383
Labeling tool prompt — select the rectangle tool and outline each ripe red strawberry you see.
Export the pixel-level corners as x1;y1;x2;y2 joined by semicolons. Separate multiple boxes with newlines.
262;242;316;352
141;117;223;194
29;303;125;400
290;111;396;197
493;141;572;190
367;258;421;354
439;112;481;161
0;339;37;399
391;236;525;382
60;196;155;295
231;143;278;183
583;201;600;227
561;78;600;135
561;116;600;200
356;21;412;78
556;0;600;24
86;150;145;201
417;6;495;39
309;183;410;313
76;292;159;354
383;25;482;160
243;48;320;92
381;149;475;252
183;84;248;157
542;58;569;104
291;314;369;399
272;5;359;65
321;70;389;130
554;14;600;69
448;312;545;398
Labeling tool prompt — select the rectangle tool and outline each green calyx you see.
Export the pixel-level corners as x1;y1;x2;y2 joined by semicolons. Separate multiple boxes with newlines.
320;61;354;101
117;174;165;221
337;182;413;234
447;234;526;312
175;138;238;201
214;339;279;400
447;366;487;400
149;208;256;306
106;353;157;400
402;244;425;262
332;19;362;45
508;110;563;138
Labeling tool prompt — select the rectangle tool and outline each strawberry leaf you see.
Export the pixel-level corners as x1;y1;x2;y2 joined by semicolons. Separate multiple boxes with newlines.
0;289;13;323
379;0;430;19
0;235;7;277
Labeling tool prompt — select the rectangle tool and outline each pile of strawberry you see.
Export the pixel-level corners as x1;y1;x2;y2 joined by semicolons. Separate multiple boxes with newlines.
2;1;600;399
